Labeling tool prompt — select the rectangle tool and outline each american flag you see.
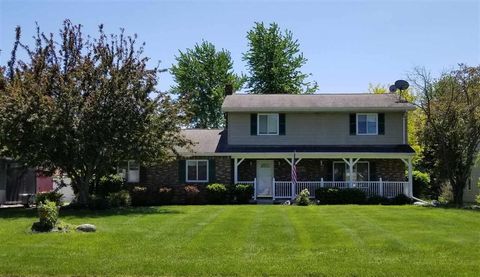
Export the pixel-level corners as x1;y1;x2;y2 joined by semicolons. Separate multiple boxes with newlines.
291;151;297;187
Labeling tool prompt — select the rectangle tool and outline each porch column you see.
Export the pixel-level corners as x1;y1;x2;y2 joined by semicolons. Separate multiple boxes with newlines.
233;158;245;184
349;158;353;188
408;158;413;197
291;157;295;200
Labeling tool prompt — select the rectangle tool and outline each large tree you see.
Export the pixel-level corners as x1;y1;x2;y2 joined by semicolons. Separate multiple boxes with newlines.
171;41;244;128
0;21;189;206
243;22;318;94
410;65;480;205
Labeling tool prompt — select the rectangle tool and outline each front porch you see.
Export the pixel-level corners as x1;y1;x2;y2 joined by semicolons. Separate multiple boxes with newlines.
232;153;413;200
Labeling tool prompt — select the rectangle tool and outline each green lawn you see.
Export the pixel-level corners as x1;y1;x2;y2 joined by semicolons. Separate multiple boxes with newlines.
0;205;479;276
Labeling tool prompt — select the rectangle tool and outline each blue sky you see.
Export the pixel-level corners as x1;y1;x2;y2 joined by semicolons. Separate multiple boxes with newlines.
1;0;479;93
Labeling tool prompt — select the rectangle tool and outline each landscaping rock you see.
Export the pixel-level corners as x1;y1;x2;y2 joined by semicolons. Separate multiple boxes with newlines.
76;224;96;232
413;201;430;207
431;200;440;207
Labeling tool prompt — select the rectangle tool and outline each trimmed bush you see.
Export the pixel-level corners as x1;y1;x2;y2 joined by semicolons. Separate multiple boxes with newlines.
296;189;311;206
206;183;228;204
35;191;63;207
158;187;174;205
32;200;58;232
412;170;431;197
184;185;201;204
88;195;110;210
315;188;366;204
130;186;150;206
366;195;391;205
96;174;125;196
108;190;131;207
235;184;254;204
392;194;412;205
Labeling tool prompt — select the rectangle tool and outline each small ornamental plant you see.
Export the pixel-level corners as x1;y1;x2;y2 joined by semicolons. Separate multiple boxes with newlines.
296;189;311;206
31;200;59;232
184;185;201;204
206;183;228;204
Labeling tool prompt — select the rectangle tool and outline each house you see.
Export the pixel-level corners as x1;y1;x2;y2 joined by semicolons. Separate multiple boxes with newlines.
463;162;480;203
0;158;37;205
130;91;416;202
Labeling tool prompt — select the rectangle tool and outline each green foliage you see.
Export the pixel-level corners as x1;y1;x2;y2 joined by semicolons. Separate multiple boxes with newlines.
88;195;110;210
438;183;454;204
206;183;228;204
158;187;174;205
412;65;480;205
95;174;125;196
184;185;201;205
243;22;317;94
35;191;63;207
108;190;131;208
32;200;58;232
366;195;391;205
234;184;254;204
315;188;366;205
130;186;150;206
0;20;189;207
295;188;311;206
412;170;431;197
171;41;245;128
391;194;412;205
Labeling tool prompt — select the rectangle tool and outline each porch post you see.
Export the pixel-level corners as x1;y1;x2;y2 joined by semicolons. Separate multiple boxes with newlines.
291;156;295;200
408;158;413;197
349;158;353;188
234;158;238;184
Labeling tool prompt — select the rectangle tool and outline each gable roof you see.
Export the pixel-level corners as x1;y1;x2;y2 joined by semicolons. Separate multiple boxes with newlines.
222;93;415;112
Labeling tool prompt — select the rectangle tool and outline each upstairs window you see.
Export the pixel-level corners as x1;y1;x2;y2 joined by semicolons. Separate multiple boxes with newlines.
186;160;208;182
258;113;279;135
357;113;378;135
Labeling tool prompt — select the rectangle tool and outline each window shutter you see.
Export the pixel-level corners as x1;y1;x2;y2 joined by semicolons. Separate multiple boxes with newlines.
370;162;377;181
378;113;385;135
178;160;186;183
349;113;356;135
250;114;257;135
279;113;286;135
208;159;216;183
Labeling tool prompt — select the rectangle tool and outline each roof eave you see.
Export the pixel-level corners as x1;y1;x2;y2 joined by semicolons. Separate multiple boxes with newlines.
222;106;416;112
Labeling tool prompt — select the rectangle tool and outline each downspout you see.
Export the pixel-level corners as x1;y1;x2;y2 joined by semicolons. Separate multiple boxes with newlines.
402;112;406;144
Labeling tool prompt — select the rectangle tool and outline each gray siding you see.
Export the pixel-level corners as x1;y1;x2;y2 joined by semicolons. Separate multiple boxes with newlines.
463;164;480;203
228;112;406;145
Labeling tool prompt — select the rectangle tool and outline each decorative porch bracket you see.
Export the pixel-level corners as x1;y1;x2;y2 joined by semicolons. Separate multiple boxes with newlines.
342;158;360;188
401;158;413;197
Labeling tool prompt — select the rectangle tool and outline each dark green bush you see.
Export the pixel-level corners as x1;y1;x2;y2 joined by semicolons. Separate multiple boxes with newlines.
412;170;431;197
235;184;254;204
296;189;311;206
157;187;174;205
184;185;201;204
315;188;366;204
96;174;125;196
108;190;131;207
130;186;150;206
366;195;391;205
32;200;58;232
391;194;412;205
206;183;228;204
88;195;110;210
35;191;63;206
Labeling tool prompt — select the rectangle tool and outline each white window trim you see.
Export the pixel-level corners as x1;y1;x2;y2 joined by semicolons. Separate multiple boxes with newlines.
186;159;209;183
257;113;279;136
356;113;378;135
332;161;370;181
127;160;140;183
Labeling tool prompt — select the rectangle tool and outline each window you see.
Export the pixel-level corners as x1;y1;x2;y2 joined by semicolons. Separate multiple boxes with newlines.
186;160;209;182
333;161;370;181
357;113;378;135
258;113;279;135
117;160;140;183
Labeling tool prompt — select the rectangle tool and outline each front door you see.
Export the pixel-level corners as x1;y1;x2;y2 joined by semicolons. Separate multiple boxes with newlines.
256;160;274;197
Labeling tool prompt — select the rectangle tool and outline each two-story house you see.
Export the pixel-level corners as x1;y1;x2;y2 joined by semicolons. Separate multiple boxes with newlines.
137;92;416;202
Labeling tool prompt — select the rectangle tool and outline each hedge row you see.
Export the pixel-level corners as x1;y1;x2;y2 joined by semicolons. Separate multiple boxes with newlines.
315;188;412;205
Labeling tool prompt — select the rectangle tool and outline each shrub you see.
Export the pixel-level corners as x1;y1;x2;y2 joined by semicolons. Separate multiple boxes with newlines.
96;174;125;196
158;187;174;205
391;194;412;205
206;183;227;204
412;170;431;197
315;188;366;204
438;183;453;204
108;190;131;207
88;195;110;210
366;195;391;205
296;189;311;206
476;194;480;205
32;200;58;232
235;184;254;204
184;185;201;204
130;186;151;206
35;191;63;207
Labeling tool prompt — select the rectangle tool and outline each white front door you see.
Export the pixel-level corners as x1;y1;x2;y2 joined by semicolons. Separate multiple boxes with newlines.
256;160;274;197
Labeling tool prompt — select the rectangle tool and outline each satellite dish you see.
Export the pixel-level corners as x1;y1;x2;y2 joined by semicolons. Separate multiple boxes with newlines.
394;80;409;91
389;85;397;93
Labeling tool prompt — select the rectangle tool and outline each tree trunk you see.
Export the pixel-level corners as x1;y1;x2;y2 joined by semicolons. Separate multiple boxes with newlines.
72;174;92;207
452;183;464;207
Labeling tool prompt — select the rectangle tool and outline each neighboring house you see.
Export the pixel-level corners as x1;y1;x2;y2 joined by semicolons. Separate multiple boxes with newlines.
0;158;37;205
463;160;480;203
136;92;416;201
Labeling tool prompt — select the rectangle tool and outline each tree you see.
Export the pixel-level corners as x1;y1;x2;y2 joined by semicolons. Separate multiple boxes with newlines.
368;83;388;94
410;65;480;205
243;22;318;94
171;41;244;128
0;21;189;206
